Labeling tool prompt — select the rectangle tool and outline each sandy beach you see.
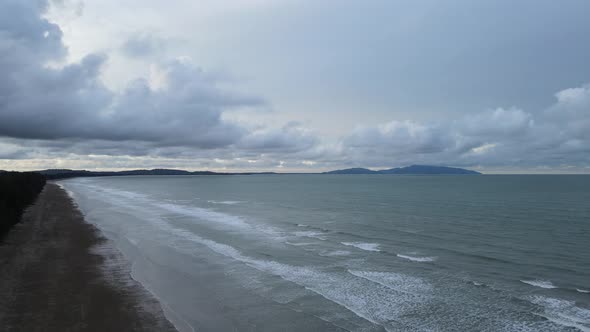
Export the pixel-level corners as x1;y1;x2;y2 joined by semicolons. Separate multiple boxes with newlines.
0;183;177;332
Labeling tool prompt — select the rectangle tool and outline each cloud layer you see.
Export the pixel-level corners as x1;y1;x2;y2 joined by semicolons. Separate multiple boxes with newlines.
341;94;590;170
0;1;266;147
0;0;589;173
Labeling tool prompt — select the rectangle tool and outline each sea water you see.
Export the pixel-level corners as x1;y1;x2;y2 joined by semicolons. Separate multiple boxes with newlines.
60;175;590;331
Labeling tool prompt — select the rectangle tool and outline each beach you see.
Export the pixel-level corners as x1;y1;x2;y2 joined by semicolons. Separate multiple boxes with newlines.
1;175;589;331
0;183;177;332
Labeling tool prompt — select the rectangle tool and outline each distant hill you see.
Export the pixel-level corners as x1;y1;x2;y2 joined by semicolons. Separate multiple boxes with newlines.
324;168;375;175
38;168;277;180
18;165;479;180
324;165;481;175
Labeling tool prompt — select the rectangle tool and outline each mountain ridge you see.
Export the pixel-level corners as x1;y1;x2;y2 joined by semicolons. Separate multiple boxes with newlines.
323;165;480;175
6;165;481;180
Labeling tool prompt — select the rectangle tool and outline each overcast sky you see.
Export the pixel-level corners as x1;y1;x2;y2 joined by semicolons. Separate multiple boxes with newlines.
1;0;589;173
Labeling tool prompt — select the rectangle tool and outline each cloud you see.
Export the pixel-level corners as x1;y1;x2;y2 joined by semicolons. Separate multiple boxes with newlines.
121;33;164;58
238;122;318;152
346;120;452;154
1;0;589;173
458;108;533;138
545;84;590;139
101;60;263;147
49;0;84;16
0;0;267;150
0;1;64;66
336;88;590;169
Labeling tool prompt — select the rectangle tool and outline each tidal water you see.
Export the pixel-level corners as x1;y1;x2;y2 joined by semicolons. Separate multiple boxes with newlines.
60;175;590;332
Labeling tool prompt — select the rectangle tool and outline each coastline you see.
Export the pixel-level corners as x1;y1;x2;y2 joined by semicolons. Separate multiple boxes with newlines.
0;183;177;331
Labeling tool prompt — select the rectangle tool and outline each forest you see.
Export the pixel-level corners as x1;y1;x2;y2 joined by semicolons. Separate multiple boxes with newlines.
0;172;46;238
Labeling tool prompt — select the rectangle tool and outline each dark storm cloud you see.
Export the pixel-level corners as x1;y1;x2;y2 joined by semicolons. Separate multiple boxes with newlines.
0;0;267;149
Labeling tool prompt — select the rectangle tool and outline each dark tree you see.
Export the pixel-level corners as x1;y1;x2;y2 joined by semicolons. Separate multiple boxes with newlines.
0;171;46;238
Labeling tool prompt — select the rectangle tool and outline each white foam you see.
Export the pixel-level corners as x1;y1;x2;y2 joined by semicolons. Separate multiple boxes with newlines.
166;199;193;203
66;181;282;239
543;316;590;332
129;216;434;331
294;231;327;240
55;182;77;200
156;202;252;230
285;241;315;247
126;236;140;246
96;186;149;200
318;250;351;257
396;254;436;262
62;179;517;331
577;289;590;294
155;202;283;238
341;242;380;252
521;280;558;289
348;270;432;295
207;200;243;205
527;296;590;332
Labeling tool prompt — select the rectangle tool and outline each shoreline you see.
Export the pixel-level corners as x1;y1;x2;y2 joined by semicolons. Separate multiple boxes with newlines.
0;183;177;331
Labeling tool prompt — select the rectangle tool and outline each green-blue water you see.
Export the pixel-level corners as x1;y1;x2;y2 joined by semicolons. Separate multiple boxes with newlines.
61;175;590;331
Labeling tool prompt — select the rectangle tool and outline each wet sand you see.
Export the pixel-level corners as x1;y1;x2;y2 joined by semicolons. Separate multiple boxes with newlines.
0;183;177;332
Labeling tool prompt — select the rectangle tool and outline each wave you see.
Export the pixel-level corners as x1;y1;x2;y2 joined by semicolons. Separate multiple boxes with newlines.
125;236;140;246
71;183;283;239
139;217;434;331
165;199;195;205
284;241;315;247
577;289;590;294
155;202;250;229
207;200;243;205
348;270;432;295
526;296;590;332
90;185;149;200
295;223;330;233
520;280;558;289
396;254;436;262
318;250;351;257
63;178;577;331
341;242;380;252
67;186;433;330
56;182;78;202
294;231;327;240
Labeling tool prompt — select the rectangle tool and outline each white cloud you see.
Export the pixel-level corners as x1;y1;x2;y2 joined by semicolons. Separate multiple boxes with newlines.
336;88;590;169
238;122;317;152
554;85;590;105
469;143;496;155
458;108;533;137
346;120;452;154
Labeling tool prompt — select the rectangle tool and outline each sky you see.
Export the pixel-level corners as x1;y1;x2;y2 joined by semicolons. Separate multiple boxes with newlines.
0;0;589;173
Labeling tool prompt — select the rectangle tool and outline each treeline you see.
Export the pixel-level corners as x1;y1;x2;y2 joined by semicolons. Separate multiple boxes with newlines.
0;172;46;238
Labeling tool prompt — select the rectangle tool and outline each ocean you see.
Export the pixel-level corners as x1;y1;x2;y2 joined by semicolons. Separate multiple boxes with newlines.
60;175;590;332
